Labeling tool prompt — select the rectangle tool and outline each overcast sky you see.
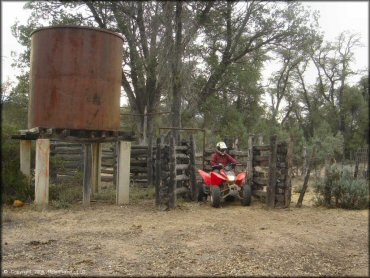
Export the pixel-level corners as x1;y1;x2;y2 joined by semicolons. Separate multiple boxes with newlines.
1;1;369;87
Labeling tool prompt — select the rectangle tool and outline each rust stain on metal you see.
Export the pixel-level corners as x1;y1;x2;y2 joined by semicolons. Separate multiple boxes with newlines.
28;26;124;131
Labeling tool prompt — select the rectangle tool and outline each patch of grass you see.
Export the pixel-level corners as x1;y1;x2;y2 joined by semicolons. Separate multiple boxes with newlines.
130;186;156;202
49;183;82;209
93;188;115;203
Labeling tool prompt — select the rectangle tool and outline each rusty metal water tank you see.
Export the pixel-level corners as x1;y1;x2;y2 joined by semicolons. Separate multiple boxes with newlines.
28;26;123;131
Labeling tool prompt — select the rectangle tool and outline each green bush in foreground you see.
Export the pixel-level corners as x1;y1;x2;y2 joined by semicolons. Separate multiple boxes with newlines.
313;165;369;209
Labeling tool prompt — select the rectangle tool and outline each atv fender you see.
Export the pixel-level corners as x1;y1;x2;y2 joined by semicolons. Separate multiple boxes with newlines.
198;170;211;185
211;171;226;186
235;172;246;187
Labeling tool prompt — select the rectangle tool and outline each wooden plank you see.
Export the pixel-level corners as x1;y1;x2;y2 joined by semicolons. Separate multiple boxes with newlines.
101;176;113;182
130;149;148;156
101;169;114;174
130;160;147;167
176;153;189;159
83;144;92;207
175;146;188;151
229;150;249;156
117;141;131;205
20;140;31;180
253;155;270;162
175;174;189;181
35;139;50;207
175;186;190;195
253;145;270;151
176;164;189;171
267;135;278;208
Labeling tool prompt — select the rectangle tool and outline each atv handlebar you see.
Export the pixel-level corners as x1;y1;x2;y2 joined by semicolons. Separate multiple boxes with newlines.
211;163;236;170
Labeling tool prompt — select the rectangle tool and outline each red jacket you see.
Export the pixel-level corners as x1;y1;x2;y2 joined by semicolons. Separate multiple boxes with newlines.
210;152;238;167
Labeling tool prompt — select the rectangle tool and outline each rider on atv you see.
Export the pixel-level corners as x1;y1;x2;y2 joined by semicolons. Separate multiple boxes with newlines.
210;142;239;171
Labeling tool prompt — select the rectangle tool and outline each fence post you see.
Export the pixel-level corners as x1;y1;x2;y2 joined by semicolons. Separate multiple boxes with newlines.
247;135;254;185
168;137;176;209
83;143;92;207
189;134;197;201
285;135;293;207
267;135;278;208
35;139;50;207
147;138;153;187
155;137;162;206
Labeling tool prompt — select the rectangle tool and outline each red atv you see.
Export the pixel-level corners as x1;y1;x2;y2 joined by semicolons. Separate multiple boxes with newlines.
197;164;251;207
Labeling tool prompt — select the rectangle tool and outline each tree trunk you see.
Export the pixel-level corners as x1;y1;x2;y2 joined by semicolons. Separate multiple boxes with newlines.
170;2;183;143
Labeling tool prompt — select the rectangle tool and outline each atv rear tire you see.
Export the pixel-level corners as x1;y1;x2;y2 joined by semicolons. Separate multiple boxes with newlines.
241;183;252;206
210;186;221;208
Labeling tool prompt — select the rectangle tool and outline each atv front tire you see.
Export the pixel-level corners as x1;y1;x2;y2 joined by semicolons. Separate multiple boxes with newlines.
210;186;221;208
241;183;252;206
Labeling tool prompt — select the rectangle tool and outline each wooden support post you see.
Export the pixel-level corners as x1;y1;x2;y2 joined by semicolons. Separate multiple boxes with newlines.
35;139;50;207
267;135;278;208
142;106;148;145
189;134;197;201
168;137;176;209
20;140;32;180
155;137;162;206
83;144;92;207
284;135;293;208
296;145;316;208
246;135;254;185
91;143;102;195
117;141;131;205
113;142;118;187
147;139;153;187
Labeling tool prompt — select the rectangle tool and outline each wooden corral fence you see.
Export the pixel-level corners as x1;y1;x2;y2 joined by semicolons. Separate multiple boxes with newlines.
247;135;293;208
155;135;197;208
51;134;293;209
50;142;155;186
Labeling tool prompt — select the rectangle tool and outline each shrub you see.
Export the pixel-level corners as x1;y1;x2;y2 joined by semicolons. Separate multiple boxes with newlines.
1;124;34;204
313;165;369;209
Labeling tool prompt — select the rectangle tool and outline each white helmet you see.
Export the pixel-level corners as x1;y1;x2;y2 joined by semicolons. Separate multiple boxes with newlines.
216;141;227;155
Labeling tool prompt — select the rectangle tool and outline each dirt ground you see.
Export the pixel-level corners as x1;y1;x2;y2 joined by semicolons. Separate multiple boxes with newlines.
2;179;369;277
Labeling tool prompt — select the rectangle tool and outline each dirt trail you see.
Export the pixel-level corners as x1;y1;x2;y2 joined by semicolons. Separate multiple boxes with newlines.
2;191;368;276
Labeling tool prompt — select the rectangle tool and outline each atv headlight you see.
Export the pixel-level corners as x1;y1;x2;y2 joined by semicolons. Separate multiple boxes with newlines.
227;175;235;181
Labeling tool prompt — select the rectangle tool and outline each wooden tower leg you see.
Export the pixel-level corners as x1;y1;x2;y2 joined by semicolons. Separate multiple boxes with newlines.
117;141;131;205
92;143;102;195
35;139;50;207
83;144;92;207
20;140;31;180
